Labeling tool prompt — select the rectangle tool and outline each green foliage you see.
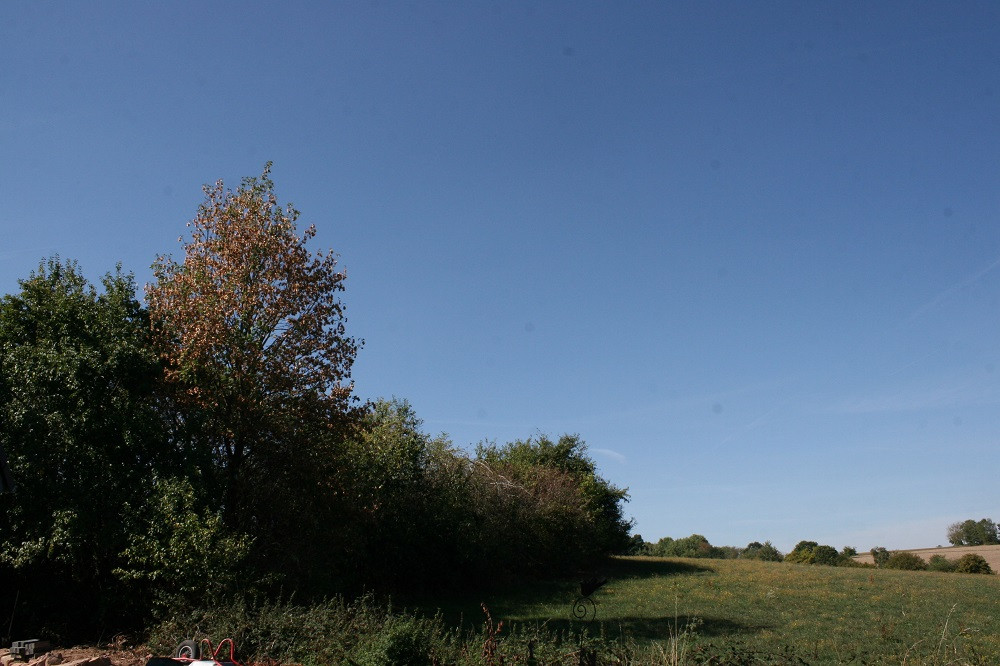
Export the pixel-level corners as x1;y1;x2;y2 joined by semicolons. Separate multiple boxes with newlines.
870;546;890;568
624;533;647;555
476;434;632;555
353;615;435;666
927;554;957;572
0;258;170;635
954;553;993;574
114;477;252;610
884;551;927;571
740;541;784;562
785;541;856;567
475;433;633;566
784;541;820;564
646;534;715;558
947;518;1000;546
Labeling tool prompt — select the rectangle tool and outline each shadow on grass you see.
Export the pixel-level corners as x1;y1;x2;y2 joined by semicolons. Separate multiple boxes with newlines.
602;556;714;579
412;556;719;633
503;615;768;641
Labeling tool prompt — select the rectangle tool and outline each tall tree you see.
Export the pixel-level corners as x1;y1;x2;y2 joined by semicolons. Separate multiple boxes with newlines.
146;164;362;534
0;258;166;634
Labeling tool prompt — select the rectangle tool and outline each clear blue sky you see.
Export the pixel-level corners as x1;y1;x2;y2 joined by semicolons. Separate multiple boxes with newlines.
3;1;999;552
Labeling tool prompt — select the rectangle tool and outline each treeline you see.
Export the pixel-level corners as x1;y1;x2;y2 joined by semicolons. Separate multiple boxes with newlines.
0;166;631;641
636;534;995;576
634;534;784;562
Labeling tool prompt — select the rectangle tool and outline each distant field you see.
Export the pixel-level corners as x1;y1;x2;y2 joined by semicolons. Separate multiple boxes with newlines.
854;544;1000;570
432;555;1000;664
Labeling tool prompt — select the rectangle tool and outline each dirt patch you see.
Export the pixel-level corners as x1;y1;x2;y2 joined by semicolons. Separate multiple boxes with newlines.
853;544;1000;570
1;646;149;666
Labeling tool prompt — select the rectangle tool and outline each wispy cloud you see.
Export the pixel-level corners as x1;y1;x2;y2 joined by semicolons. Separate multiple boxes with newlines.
592;447;627;464
904;254;1000;325
828;376;1000;414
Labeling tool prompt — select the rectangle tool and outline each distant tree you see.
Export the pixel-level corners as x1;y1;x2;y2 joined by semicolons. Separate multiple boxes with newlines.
785;541;855;566
812;545;840;566
624;534;647;555
146;163;363;536
954;553;993;575
946;519;1000;546
785;541;820;564
740;541;783;562
648;534;714;558
871;547;890;568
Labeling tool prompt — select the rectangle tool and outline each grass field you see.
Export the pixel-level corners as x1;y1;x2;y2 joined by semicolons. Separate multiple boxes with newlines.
431;556;1000;664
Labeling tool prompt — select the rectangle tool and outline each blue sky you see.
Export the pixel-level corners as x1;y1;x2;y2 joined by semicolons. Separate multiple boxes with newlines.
3;1;999;552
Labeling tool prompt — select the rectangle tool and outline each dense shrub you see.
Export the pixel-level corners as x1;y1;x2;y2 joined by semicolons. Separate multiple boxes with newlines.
870;547;890;568
740;541;784;562
0;260;172;636
884;552;927;571
954;553;993;574
927;554;957;572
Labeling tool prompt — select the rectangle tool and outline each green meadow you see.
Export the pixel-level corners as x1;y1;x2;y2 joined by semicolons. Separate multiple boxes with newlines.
436;556;1000;664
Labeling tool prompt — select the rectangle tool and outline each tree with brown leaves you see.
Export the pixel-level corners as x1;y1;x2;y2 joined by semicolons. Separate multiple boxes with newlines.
147;164;362;526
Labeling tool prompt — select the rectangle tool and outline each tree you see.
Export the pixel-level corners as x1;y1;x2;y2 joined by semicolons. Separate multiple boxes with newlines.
0;258;168;634
946;518;1000;546
476;434;633;557
146;164;363;532
740;541;783;562
870;546;890;568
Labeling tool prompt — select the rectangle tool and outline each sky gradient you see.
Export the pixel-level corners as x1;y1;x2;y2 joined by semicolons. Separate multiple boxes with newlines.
3;1;999;552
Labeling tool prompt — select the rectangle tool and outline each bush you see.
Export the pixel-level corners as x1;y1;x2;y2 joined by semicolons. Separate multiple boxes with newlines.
870;547;890;568
884;551;927;571
353;616;434;666
740;541;783;562
926;554;956;572
954;553;993;574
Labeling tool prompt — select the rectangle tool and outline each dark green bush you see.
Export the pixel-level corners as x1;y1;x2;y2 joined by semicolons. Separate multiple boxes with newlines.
353;615;435;666
927;554;957;572
884;552;927;571
870;547;890;568
740;541;784;562
954;553;993;574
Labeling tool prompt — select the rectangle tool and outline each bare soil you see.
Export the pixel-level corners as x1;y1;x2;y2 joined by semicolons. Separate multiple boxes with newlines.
2;646;149;666
853;543;1000;570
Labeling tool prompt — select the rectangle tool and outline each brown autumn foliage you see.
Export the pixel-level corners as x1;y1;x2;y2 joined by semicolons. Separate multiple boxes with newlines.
146;163;363;534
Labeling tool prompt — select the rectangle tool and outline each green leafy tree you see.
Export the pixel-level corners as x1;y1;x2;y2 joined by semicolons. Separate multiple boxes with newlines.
648;534;715;558
785;541;820;564
740;541;783;562
476;434;632;558
946;519;1000;546
871;547;890;568
0;258;169;634
115;477;251;610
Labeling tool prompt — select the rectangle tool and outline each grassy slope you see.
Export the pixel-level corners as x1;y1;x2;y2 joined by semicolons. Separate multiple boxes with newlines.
436;556;1000;664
